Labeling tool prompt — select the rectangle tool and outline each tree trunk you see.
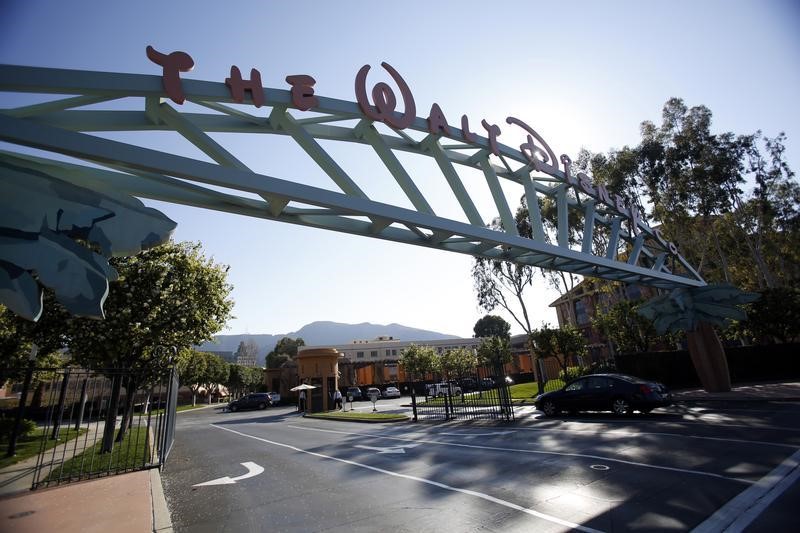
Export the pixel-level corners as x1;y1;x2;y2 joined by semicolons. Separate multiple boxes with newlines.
101;374;123;453
115;376;137;443
686;321;731;392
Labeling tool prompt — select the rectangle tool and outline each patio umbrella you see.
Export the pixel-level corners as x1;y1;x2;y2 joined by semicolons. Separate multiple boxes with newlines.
290;384;317;391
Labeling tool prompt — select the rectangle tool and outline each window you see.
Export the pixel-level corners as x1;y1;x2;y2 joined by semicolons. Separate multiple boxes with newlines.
587;377;611;389
575;300;589;325
370;351;378;358
565;379;586;392
386;349;390;356
356;352;364;359
391;349;397;356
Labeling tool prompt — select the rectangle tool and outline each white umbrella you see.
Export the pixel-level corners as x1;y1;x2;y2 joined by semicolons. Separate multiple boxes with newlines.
290;384;317;391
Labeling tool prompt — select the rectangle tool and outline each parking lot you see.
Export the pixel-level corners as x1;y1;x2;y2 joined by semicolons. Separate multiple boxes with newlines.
162;397;800;532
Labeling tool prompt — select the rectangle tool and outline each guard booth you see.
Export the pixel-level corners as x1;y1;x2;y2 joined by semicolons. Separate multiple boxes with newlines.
296;348;341;412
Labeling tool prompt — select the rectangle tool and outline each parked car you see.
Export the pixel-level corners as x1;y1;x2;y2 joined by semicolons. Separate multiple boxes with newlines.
382;386;401;398
426;382;463;397
346;387;363;401
480;377;496;389
534;373;672;416
366;387;382;400
228;393;272;412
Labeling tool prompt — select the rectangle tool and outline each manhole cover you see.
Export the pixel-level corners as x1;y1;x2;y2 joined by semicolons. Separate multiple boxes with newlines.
590;464;610;471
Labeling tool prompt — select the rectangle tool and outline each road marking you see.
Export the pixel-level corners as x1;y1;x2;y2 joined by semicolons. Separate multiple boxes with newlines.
512;426;799;450
354;443;419;454
192;461;264;487
691;448;800;532
288;425;754;484
210;424;604;533
438;430;517;437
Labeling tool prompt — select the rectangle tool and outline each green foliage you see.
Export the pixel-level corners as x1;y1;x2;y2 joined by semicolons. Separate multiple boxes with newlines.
398;344;439;379
66;240;233;379
439;347;478;379
727;287;800;344
473;315;511;339
592;299;662;354
477;336;512;367
530;324;587;374
558;365;589;382
578;98;798;291
266;337;304;368
0;416;36;440
225;364;263;397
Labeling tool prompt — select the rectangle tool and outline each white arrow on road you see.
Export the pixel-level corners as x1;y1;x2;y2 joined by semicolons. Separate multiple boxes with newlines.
193;462;264;487
354;443;419;454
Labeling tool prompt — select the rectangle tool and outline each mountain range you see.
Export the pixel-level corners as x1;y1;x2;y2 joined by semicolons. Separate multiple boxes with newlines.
197;321;460;366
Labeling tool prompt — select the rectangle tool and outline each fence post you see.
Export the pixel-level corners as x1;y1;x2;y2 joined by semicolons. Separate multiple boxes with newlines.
75;378;88;431
6;355;36;457
410;386;418;422
51;368;71;440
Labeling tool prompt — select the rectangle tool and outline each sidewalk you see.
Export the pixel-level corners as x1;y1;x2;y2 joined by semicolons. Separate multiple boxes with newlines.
0;384;797;533
672;381;800;402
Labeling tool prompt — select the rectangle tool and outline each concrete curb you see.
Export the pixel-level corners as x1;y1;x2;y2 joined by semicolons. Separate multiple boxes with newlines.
149;468;173;533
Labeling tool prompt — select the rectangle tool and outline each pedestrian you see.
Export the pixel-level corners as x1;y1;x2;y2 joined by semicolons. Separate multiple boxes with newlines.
334;388;343;410
299;389;306;412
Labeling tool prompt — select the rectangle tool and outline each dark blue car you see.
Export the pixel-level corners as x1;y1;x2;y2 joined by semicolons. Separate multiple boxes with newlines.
534;373;672;416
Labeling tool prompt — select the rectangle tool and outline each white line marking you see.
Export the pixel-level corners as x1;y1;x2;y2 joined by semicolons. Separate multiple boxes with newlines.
354;443;418;454
210;424;604;533
287;424;754;484
512;426;799;450
193;461;264;487
691;448;800;532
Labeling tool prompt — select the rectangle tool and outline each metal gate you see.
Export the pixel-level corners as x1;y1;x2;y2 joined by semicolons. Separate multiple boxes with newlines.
410;365;514;422
2;366;177;490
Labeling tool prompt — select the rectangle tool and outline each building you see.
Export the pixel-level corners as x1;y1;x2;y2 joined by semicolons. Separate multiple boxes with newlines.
236;352;257;367
549;280;659;359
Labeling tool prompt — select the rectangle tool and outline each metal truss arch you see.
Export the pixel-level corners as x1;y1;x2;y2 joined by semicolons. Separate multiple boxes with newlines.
0;64;705;290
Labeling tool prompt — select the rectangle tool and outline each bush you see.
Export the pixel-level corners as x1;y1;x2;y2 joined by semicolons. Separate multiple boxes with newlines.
558;365;589;382
0;416;36;441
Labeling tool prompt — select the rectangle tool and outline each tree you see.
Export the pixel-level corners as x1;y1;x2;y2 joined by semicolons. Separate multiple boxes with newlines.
266;337;305;368
476;336;512;369
473;315;511;339
176;348;208;406
65;240;233;449
530;324;587;377
728;287;800;344
439;347;478;381
398;344;439;382
200;352;229;404
591;299;662;354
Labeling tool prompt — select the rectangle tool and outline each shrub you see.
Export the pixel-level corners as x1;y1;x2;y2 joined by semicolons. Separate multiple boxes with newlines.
558;365;589;382
0;416;36;441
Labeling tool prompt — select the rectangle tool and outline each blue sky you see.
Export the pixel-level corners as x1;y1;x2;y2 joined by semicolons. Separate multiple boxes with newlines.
2;1;798;338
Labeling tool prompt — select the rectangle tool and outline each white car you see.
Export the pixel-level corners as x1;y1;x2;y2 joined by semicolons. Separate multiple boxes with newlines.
426;382;462;397
382;386;401;398
266;391;280;404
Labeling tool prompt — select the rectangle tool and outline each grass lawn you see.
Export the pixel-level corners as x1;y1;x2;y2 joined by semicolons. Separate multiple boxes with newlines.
46;425;150;481
305;411;409;423
0;427;88;469
417;380;567;407
148;403;210;416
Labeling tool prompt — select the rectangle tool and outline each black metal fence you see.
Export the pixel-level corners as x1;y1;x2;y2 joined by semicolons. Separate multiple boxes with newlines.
2;366;177;490
410;365;514;422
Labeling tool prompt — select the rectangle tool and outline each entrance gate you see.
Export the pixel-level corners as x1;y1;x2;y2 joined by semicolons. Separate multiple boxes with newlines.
1;50;745;395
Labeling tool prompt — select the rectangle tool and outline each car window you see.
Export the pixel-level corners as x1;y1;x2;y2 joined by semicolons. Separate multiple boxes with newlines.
565;379;586;391
587;377;611;389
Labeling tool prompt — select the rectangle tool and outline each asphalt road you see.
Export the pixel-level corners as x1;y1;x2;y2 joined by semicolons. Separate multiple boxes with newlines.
161;399;800;532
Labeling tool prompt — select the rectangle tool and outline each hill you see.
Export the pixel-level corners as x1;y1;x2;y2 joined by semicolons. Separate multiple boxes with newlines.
197;321;459;366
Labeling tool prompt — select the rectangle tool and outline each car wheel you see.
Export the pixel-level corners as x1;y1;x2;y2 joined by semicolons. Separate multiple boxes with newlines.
230;405;238;412
258;403;266;410
612;398;631;416
541;400;559;416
